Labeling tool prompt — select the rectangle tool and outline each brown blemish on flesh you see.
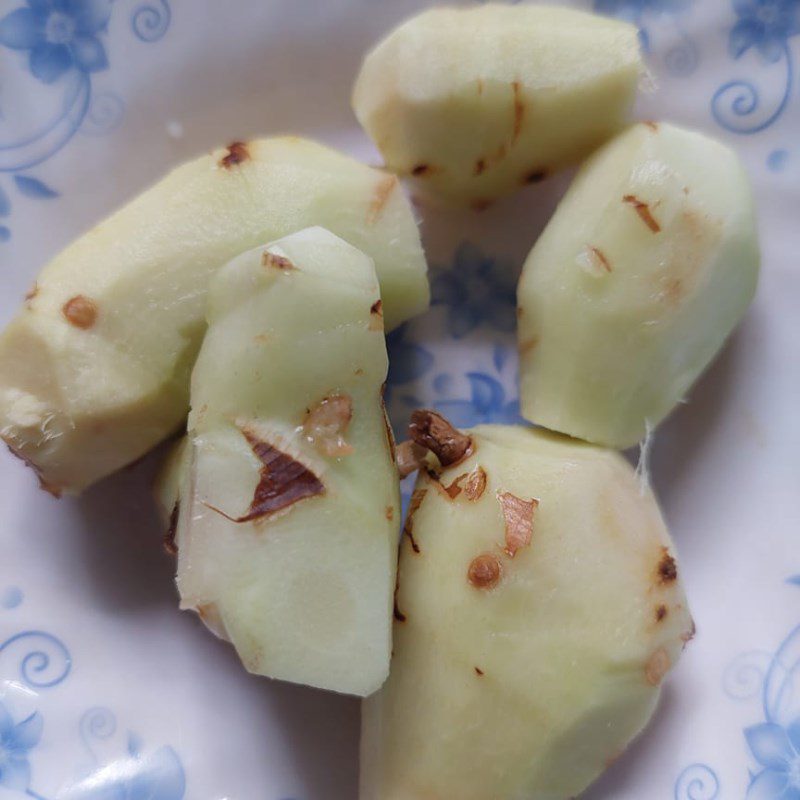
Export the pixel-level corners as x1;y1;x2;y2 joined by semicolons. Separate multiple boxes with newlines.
367;174;398;225
393;589;407;622
411;164;433;177
24;283;38;304
474;158;487;176
524;169;547;185
519;337;539;357
657;547;678;584
303;394;354;457
645;648;671;686
468;553;502;590
655;604;668;622
516;307;524;320
163;502;179;555
409;409;473;467
207;427;324;523
588;246;612;273
471;198;492;212
403;488;427;554
385;505;394;521
512;81;524;143
354;368;364;376
262;252;295;271
219;141;250;169
369;299;384;331
623;194;661;233
443;472;467;499
464;466;487;501
477;78;484;95
396;440;427;478
474;666;485;676
643;120;659;132
497;491;538;557
661;278;684;305
62;295;97;329
381;395;397;464
3;441;63;497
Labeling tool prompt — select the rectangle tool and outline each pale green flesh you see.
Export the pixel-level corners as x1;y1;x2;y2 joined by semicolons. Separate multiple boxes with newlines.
518;122;760;449
361;425;692;799
0;138;428;494
353;4;642;205
173;228;400;697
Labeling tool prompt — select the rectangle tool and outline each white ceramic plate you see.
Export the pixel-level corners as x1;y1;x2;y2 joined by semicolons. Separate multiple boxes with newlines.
1;1;798;798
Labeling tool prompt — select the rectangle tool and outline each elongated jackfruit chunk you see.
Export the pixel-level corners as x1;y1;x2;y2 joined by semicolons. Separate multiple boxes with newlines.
0;138;428;494
169;227;400;696
352;4;642;205
518;122;759;449
361;421;693;800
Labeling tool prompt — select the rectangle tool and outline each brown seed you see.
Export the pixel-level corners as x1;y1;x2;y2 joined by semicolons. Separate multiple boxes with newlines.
657;547;678;584
655;605;668;622
367;174;398;225
468;553;502;589
623;194;661;233
408;409;472;467
62;295;98;329
219;141;250;169
303;394;354;458
464;466;487;501
645;648;670;686
262;252;295;271
497;491;538;557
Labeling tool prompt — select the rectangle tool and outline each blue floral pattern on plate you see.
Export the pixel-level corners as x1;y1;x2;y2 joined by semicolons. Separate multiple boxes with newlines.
0;0;171;242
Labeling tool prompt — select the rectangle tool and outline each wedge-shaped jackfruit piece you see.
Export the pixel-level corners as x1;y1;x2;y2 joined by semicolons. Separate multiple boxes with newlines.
353;4;642;205
0;138;427;494
361;420;693;800
169;227;400;696
518;122;759;448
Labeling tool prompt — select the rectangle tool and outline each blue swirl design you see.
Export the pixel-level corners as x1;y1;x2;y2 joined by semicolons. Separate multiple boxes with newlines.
0;630;72;688
711;0;799;142
131;0;171;42
0;0;172;242
674;764;721;799
79;706;117;762
723;650;773;701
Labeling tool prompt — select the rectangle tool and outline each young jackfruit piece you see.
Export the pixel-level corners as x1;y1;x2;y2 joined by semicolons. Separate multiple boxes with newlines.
352;4;642;206
0;138;428;495
167;227;400;697
518;122;759;449
361;419;693;800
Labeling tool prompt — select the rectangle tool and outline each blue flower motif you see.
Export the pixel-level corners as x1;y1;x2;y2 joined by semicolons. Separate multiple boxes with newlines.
436;373;523;428
0;701;43;791
0;0;112;84
430;242;517;339
730;0;800;62
745;720;800;799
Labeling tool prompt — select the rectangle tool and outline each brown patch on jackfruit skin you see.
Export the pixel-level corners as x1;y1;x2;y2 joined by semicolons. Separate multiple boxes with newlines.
409;409;472;467
369;299;384;331
468;553;502;589
657;547;678;584
219;141;249;169
645;648;670;686
588;246;612;273
62;295;97;329
497;492;538;557
206;428;324;523
367;174;398;225
262;252;295;271
403;488;427;554
464;466;487;501
623;194;661;232
164;502;179;555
